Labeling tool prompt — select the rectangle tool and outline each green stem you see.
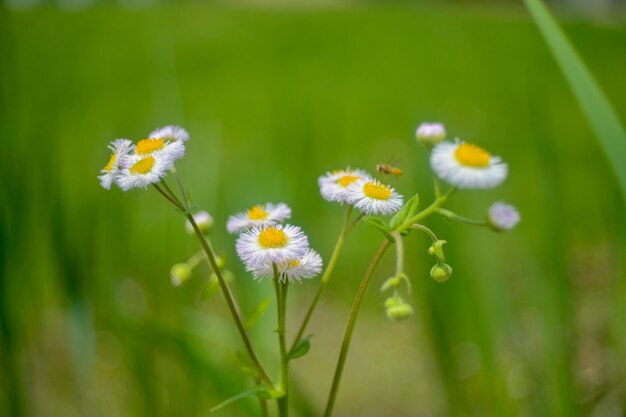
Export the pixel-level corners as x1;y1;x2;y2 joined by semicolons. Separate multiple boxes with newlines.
397;187;457;234
322;240;391;417
289;206;353;354
391;231;404;277
153;183;184;210
273;265;289;417
410;224;438;242
323;190;456;417
186;210;276;390
171;167;190;208
437;208;487;227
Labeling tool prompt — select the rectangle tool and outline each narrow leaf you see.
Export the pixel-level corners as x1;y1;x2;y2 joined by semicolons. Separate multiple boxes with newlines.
243;296;272;330
389;193;419;230
363;216;394;241
524;0;626;200
288;335;312;360
210;387;265;412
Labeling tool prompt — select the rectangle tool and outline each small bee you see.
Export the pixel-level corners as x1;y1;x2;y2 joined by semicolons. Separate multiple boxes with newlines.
376;163;403;177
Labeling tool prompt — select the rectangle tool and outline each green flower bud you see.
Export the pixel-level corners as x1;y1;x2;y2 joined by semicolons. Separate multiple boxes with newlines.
428;240;447;262
416;122;446;149
170;263;192;287
384;297;414;322
215;256;226;270
430;263;453;283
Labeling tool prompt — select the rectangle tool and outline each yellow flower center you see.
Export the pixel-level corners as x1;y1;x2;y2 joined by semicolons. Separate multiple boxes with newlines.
454;143;491;168
279;259;300;270
337;175;360;188
258;226;288;249
103;153;116;172
129;157;155;174
247;205;269;220
363;182;392;200
136;138;165;155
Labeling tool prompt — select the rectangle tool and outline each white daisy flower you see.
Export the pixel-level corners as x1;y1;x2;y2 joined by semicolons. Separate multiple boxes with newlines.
134;137;185;162
226;203;291;234
416;122;446;147
318;168;373;203
346;179;403;215
247;248;323;283
236;224;309;268
185;211;214;235
487;202;520;232
98;139;135;190
430;140;508;189
117;153;175;191
149;125;189;142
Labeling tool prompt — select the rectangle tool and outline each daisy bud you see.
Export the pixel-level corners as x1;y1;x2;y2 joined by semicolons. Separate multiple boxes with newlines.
185;211;214;235
428;240;447;262
170;263;192;287
430;263;453;283
487;202;520;232
416;122;446;148
385;297;414;322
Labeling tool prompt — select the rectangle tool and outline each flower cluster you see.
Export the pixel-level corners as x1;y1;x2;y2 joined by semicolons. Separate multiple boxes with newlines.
229;203;323;283
318;168;404;215
98;125;188;191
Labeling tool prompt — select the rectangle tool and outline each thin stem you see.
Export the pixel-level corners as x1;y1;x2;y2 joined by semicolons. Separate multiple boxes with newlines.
323;189;457;417
344;212;365;235
322;240;391;417
410;224;438;242
171;167;190;209
433;175;443;199
397;186;457;234
391;231;404;277
289;206;353;353
437;208;488;227
259;397;269;417
273;265;289;417
186;212;275;389
160;179;185;209
186;250;205;269
153;183;184;210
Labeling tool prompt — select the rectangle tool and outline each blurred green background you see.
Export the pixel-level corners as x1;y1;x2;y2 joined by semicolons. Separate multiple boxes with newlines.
1;2;626;416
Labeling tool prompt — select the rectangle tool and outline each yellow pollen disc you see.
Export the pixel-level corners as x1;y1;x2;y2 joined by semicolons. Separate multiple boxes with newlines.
454;143;491;168
129;157;155;174
337;175;360;188
258;227;288;249
136;138;165;155
363;182;392;200
103;153;116;172
247;205;269;220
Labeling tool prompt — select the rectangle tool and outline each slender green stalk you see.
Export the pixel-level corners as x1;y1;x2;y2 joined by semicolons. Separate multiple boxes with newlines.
437;208;487;227
153;183;185;210
273;265;289;417
322;240;391;417
410;224;439;241
323;190;457;417
187;213;275;389
171;167;191;208
155;183;275;389
289;206;353;353
391;231;403;277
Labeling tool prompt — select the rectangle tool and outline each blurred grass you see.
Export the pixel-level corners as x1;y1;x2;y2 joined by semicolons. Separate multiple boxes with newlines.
1;3;625;417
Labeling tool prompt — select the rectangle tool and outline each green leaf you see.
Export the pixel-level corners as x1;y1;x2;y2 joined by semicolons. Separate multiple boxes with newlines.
288;335;312;360
389;193;419;230
363;216;393;241
210;387;266;412
234;350;259;379
524;0;626;201
243;296;272;330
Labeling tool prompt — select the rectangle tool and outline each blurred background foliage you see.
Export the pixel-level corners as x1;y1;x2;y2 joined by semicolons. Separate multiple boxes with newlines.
1;1;625;416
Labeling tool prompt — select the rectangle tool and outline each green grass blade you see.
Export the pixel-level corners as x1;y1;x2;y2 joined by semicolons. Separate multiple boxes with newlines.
524;0;626;200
